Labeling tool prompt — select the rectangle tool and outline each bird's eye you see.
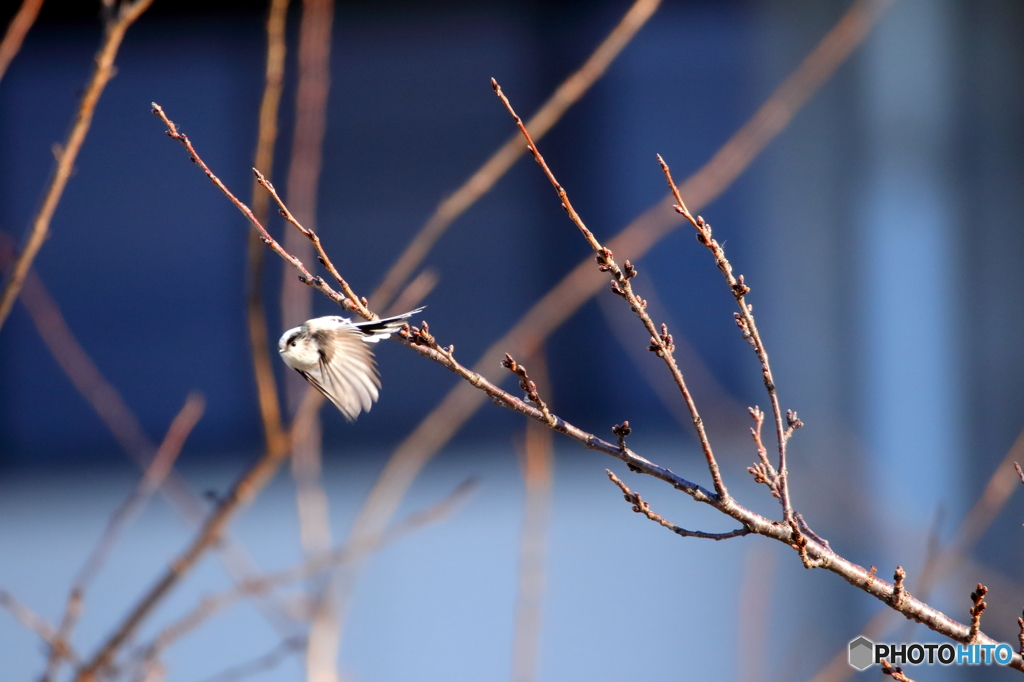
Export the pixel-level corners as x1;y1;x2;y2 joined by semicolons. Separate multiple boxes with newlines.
290;340;297;347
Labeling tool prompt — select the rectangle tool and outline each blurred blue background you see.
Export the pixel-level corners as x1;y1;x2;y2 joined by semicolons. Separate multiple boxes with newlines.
1;0;1023;680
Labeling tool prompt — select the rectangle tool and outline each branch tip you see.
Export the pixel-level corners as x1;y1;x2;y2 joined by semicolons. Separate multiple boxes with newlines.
607;470;748;541
968;583;988;642
891;566;906;607
611;421;631;450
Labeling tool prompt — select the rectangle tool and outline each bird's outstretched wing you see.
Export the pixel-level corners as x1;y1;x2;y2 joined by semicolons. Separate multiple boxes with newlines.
299;326;381;422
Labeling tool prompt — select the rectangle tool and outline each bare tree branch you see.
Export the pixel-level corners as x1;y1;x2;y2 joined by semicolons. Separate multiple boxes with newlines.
71;329;300;682
246;0;291;462
265;5;339;676
808;427;1024;682
44;394;204;682
0;0;44;83
0;0;155;331
0;233;298;652
157;94;1023;670
493;79;728;500
325;0;896;648
257;171;372;321
1;590;79;664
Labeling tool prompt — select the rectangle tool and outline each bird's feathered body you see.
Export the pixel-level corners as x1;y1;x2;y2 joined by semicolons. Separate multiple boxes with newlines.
278;307;423;421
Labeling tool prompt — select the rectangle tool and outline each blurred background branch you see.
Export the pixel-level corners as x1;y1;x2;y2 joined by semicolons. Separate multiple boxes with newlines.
0;0;44;83
0;0;154;331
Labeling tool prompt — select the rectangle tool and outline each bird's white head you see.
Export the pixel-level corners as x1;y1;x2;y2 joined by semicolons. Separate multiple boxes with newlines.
278;324;320;371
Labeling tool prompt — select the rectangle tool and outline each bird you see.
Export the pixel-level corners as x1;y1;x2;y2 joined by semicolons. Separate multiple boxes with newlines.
278;307;424;421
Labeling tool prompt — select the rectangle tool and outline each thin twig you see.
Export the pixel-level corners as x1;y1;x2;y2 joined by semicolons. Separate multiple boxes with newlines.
152;104;356;321
606;471;749;540
0;0;44;83
967;584;988;643
256;171;372;320
746;406;777;492
652;0;895;520
0;591;79;663
45;394;204;682
659;155;789;517
0;0;155;332
397;320;709;496
502;353;556;427
154;109;716;505
448;0;902;459
494;79;728;500
368;0;662;311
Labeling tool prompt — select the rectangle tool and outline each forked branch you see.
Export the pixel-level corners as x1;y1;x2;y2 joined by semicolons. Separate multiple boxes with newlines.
492;78;728;501
150;104;1024;673
659;155;795;521
151;103;361;319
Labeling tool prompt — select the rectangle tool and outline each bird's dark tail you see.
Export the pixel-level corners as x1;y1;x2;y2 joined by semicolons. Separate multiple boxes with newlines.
354;306;425;338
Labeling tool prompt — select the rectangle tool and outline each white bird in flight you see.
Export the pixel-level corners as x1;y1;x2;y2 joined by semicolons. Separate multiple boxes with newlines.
278;307;424;421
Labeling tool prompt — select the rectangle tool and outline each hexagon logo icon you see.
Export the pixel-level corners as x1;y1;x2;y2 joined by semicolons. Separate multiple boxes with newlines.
849;636;875;671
